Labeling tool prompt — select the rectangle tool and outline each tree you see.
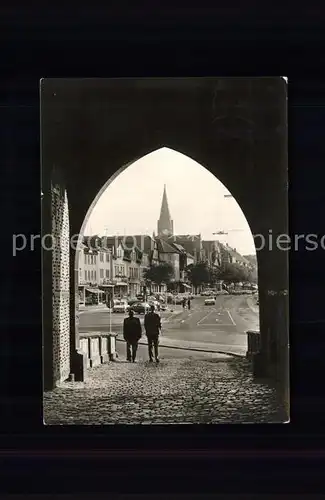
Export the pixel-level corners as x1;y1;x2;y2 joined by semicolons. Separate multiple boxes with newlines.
217;262;250;283
143;262;174;287
186;262;210;290
208;265;220;285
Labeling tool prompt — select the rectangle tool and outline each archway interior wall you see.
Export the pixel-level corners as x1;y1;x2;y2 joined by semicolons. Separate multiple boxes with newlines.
52;181;70;384
42;77;287;385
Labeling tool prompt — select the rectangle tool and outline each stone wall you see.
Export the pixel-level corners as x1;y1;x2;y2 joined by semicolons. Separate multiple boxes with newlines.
52;184;70;384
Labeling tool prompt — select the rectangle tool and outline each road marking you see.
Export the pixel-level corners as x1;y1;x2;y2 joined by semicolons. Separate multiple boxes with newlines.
197;308;216;326
200;324;235;327
227;309;236;326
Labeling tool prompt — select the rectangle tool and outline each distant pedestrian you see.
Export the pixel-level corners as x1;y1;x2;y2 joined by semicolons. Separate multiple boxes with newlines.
187;298;191;310
144;305;161;363
123;309;142;362
182;297;186;309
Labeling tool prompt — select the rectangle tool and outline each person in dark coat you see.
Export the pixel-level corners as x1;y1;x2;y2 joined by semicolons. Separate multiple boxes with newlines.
144;305;161;363
187;297;191;310
123;309;142;362
182;297;186;309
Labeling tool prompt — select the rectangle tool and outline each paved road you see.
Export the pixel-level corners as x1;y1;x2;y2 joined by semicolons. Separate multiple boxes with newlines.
78;295;259;356
44;354;285;424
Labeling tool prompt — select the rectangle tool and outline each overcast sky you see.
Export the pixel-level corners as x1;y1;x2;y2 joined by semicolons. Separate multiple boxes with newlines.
84;147;256;255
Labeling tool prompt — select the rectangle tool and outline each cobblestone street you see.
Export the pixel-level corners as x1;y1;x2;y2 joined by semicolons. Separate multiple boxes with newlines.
44;353;286;424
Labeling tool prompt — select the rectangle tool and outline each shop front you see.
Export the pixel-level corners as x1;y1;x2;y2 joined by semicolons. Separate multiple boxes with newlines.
112;280;128;298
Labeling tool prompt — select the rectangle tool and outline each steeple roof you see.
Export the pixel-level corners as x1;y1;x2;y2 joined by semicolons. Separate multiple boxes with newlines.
159;184;171;221
157;184;173;237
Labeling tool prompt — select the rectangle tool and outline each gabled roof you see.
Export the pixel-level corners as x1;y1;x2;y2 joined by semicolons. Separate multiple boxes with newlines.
172;243;187;254
103;234;154;253
217;241;249;264
155;238;182;254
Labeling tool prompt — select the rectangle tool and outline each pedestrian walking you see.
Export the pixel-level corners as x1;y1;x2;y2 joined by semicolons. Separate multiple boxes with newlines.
182;297;186;309
144;305;161;363
123;309;142;362
187;298;191;310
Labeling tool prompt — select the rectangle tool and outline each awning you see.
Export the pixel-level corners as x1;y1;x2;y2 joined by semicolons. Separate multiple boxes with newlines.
182;283;192;289
115;282;128;286
86;288;104;294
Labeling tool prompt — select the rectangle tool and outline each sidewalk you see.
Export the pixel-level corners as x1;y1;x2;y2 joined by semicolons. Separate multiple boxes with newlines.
79;304;108;314
117;335;247;357
44;356;286;424
246;296;259;316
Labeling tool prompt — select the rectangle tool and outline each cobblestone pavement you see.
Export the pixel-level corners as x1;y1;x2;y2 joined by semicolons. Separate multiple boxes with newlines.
43;355;286;425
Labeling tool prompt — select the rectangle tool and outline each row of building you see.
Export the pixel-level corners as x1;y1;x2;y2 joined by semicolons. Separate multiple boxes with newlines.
78;185;256;304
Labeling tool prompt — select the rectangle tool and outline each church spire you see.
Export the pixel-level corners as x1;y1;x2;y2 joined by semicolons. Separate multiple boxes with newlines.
157;184;174;238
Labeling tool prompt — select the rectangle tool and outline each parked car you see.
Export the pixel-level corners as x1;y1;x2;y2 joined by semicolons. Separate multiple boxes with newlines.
113;300;129;313
130;302;150;314
148;300;160;311
204;297;216;306
127;298;139;306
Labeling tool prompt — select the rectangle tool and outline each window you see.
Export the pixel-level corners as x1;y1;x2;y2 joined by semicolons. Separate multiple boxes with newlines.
106;269;110;278
100;252;104;262
94;271;96;280
84;253;87;264
87;270;90;280
106;253;110;262
91;270;94;280
100;269;104;278
85;271;87;281
94;255;97;265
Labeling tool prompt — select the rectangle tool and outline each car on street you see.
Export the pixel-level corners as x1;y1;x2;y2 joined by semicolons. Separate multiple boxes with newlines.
113;300;129;313
130;302;150;314
204;297;216;306
171;296;184;305
148;300;160;311
127;298;139;306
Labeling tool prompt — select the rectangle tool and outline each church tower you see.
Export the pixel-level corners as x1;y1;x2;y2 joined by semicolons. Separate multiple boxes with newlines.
157;184;174;238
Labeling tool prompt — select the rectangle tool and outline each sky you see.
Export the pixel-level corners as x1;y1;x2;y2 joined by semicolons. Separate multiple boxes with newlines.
84;147;256;255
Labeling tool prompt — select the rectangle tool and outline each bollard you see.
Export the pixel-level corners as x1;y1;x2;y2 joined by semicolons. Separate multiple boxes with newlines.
246;330;260;360
108;332;118;361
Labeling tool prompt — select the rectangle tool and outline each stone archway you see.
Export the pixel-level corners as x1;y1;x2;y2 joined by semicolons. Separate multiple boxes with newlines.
41;77;288;392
